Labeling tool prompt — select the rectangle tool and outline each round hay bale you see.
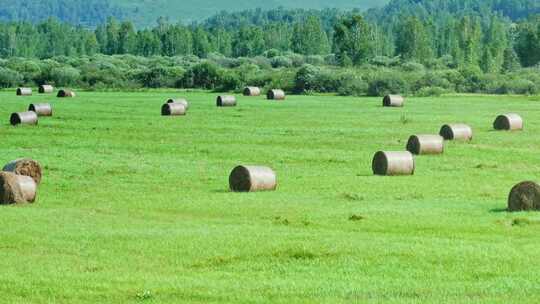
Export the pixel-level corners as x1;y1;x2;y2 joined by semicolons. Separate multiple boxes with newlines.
161;103;186;116
10;111;38;126
243;87;261;96
439;124;473;141
372;151;415;176
57;89;75;98
267;89;285;100
406;135;444;155
167;98;189;110
3;158;42;185
217;95;237;107
229;165;277;192
508;181;540;212
383;95;404;107
28;103;52;117
38;85;54;94
16;88;32;96
493;113;523;131
0;172;37;205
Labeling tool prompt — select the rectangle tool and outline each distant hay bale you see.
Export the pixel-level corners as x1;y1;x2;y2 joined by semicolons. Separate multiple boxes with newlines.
229;165;277;192
493;113;523;131
383;95;404;107
57;89;75;98
508;181;540;212
406;135;444;155
217;95;237;107
372;151;415;176
161;103;186;116
10;111;38;126
38;85;54;94
0;172;37;205
439;124;473;141
267;89;285;100
16;88;32;96
167;98;189;110
3;158;43;185
243;87;261;96
28;103;52;116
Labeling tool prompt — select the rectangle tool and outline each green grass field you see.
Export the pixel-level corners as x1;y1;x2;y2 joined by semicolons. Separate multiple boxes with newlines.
1;91;540;303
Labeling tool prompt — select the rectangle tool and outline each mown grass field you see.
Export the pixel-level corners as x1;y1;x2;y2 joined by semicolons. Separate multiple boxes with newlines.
1;90;540;303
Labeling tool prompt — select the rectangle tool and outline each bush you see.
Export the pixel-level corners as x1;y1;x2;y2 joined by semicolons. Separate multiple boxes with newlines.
501;79;538;95
338;74;368;96
270;56;293;68
50;66;81;86
415;86;449;97
0;67;23;88
183;61;223;89
367;73;408;96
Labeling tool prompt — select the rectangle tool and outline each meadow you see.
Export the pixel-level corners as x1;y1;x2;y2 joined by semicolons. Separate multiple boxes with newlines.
1;90;540;303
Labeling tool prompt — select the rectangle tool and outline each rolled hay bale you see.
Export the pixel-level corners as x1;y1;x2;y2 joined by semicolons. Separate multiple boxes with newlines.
383;95;404;107
217;95;237;107
229;165;277;192
167;98;189;110
439;124;473;141
493;113;523;131
38;85;54;94
57;89;75;98
406;135;444;155
161;103;186;116
243;86;261;96
3;158;42;185
267;89;285;100
0;172;37;205
508;181;540;212
372;151;415;176
28;103;52;117
16;88;32;96
10;111;38;126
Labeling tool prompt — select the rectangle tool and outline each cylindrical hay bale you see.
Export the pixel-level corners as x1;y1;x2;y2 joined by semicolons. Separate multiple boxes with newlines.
243;87;261;96
229;165;277;192
508;181;540;212
161;103;186;116
3;158;42;185
0;172;37;205
439;124;473;141
167;98;189;110
57;89;75;98
217;95;237;107
16;88;32;96
267;89;285;100
38;85;54;94
406;135;444;155
383;95;404;107
10;111;38;126
493;113;523;131
28;103;52;117
372;151;415;176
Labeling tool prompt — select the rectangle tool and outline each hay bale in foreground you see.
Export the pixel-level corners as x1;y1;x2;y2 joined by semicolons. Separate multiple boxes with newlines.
383;95;404;107
10;111;38;126
57;89;75;98
229;165;277;192
38;85;54;94
493;113;523;131
28;103;52;116
267;89;285;100
406;135;444;155
167;98;189;110
372;151;415;176
161;103;186;116
217;95;237;107
439;124;473;141
243;87;261;96
0;172;37;205
3;158;42;185
16;88;32;96
508;181;540;212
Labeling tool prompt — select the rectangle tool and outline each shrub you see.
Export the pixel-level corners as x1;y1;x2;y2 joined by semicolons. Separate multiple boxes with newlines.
367;73;408;96
183;61;223;89
49;66;81;86
270;56;293;68
0;67;23;88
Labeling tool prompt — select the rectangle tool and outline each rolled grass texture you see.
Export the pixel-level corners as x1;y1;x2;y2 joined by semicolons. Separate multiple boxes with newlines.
267;89;285;100
439;124;473;141
57;89;75;98
406;135;444;155
229;165;277;192
167;98;189;110
383;95;404;107
243;87;261;96
0;172;37;205
493;113;523;131
161;103;186;116
3;158;43;185
217;95;237;107
372;151;415;176
16;88;32;96
38;85;54;94
10;111;38;126
508;181;540;212
28;103;53;116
